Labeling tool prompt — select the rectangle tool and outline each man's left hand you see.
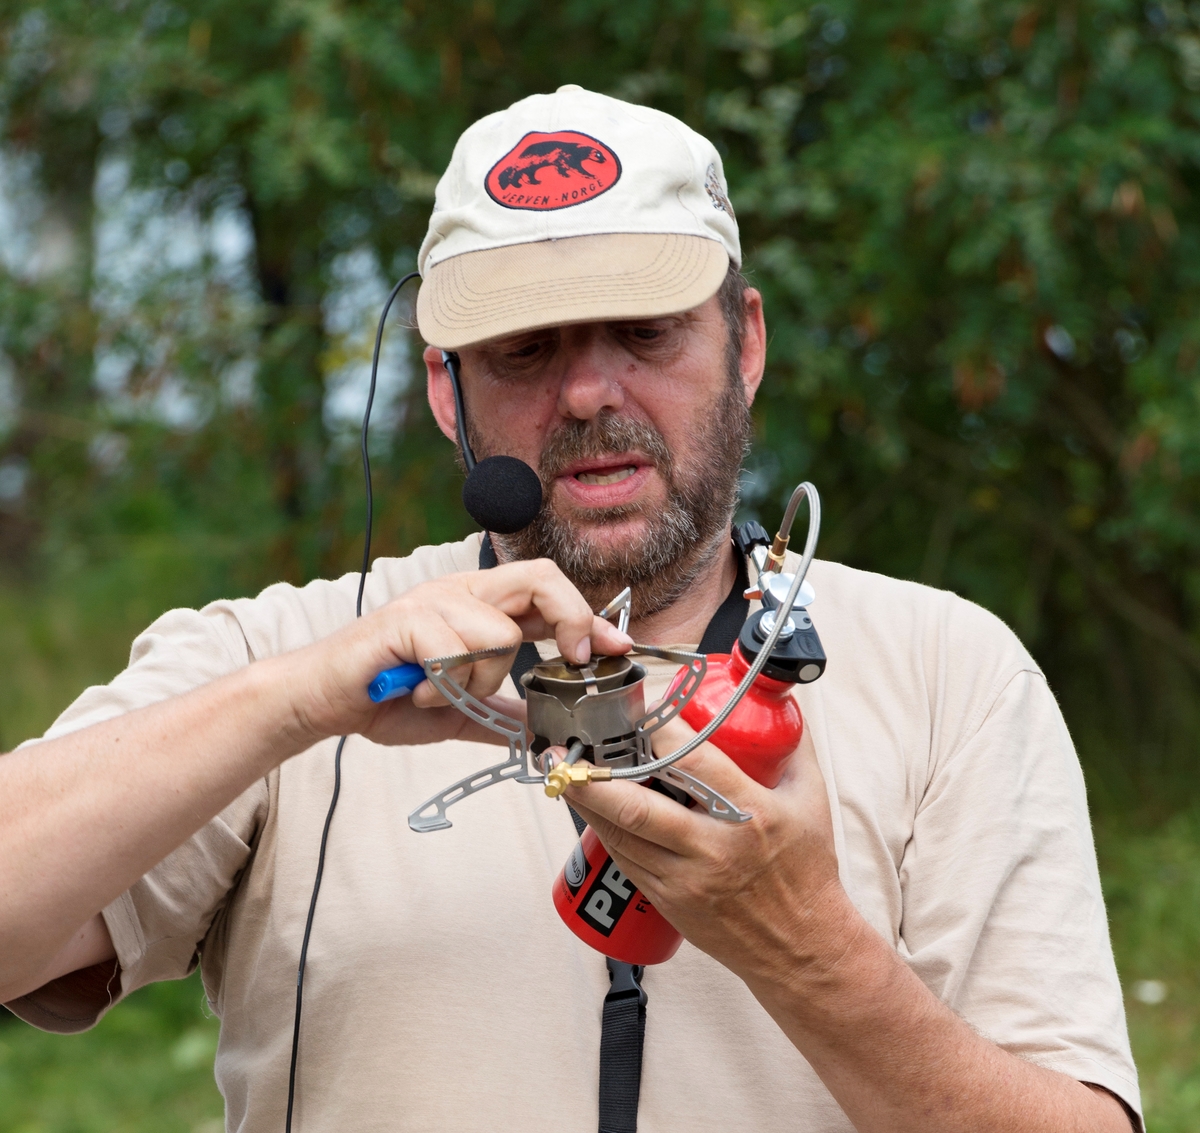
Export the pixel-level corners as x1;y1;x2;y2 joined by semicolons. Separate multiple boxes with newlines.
563;716;856;987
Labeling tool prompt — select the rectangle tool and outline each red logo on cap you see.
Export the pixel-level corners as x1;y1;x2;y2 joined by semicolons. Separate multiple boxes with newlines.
486;131;621;211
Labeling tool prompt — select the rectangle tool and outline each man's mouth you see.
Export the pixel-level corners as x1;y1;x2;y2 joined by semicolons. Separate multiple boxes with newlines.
552;454;656;509
575;466;638;486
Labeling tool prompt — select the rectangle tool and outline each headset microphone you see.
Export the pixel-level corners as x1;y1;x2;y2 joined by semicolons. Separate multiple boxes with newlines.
462;455;543;534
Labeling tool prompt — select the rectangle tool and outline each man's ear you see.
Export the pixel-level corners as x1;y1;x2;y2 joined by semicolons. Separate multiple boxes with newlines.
740;287;767;407
425;345;459;443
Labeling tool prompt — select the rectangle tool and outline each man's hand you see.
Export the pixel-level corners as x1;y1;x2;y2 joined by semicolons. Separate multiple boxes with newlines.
562;714;846;987
284;558;632;748
565;719;1134;1133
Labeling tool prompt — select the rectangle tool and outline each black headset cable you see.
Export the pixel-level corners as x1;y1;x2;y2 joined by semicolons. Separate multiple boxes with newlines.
285;270;421;1133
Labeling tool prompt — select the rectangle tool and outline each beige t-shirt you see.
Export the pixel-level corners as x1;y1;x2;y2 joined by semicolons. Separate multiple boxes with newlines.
10;533;1141;1131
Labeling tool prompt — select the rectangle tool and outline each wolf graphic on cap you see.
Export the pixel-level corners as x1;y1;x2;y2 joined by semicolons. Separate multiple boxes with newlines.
497;138;608;190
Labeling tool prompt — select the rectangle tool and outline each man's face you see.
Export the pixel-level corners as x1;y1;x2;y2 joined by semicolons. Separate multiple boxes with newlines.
425;289;766;617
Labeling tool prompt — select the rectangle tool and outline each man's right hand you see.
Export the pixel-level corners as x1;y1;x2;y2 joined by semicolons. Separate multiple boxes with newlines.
281;558;632;747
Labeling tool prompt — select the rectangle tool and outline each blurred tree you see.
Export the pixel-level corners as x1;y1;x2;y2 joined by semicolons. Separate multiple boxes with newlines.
718;0;1200;800
1;0;1198;802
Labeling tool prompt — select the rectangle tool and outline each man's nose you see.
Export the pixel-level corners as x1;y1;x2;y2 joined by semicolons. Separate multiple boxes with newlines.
555;336;627;422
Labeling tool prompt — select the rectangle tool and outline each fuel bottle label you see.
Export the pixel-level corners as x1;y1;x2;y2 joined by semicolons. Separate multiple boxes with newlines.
577;856;636;937
563;840;591;896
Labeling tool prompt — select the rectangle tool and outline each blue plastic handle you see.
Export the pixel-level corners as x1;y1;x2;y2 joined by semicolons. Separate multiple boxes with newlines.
368;662;426;703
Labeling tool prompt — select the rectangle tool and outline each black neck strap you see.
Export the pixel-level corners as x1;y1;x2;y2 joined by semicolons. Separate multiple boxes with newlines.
696;551;752;655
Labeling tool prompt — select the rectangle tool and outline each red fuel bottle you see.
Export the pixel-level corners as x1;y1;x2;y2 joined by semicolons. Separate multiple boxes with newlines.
552;606;824;965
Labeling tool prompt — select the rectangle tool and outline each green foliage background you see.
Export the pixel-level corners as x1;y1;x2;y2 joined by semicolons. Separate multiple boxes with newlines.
2;0;1200;1128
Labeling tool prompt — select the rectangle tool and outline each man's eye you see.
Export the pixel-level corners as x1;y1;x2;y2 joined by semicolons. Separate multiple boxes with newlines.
506;342;544;361
630;327;662;341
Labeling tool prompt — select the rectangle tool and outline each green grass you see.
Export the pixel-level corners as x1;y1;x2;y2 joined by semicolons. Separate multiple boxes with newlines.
1101;812;1200;1130
0;978;223;1133
2;571;1199;1130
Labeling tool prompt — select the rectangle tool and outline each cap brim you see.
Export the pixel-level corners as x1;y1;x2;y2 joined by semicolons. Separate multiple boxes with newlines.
416;232;729;350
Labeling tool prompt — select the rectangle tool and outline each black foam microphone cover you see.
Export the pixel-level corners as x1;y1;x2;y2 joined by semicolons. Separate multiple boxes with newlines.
462;455;543;534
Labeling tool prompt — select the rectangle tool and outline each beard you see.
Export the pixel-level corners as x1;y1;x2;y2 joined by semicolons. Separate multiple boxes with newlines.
485;374;751;620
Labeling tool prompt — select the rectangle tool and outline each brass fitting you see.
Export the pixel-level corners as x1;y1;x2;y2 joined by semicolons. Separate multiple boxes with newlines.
544;762;612;798
767;532;789;572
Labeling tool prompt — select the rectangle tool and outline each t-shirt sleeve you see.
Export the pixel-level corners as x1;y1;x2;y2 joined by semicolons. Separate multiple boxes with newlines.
897;667;1143;1127
5;606;269;1034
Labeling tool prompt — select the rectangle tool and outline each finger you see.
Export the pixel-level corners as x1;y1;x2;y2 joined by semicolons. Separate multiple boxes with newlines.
503;610;632;659
454;694;528;744
428;563;631;669
595;840;672;911
328;608;465;715
587;615;634;657
407;650;517;708
467;560;630;664
563;778;702;857
366;702;480;744
397;591;523;701
562;791;679;880
768;728;834;824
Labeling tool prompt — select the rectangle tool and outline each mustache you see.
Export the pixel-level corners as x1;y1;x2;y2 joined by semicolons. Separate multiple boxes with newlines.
537;413;672;484
491;379;750;620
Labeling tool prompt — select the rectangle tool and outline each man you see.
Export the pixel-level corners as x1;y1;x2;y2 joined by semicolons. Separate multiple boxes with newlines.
2;86;1140;1131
